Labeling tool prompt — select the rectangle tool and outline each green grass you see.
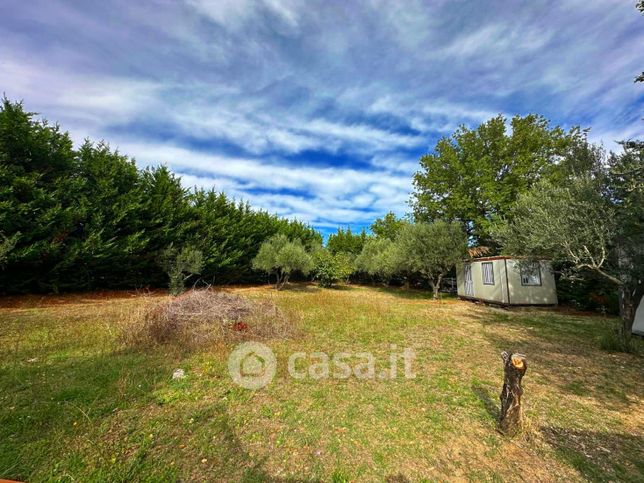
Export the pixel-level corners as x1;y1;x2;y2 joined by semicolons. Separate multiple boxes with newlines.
1;285;642;481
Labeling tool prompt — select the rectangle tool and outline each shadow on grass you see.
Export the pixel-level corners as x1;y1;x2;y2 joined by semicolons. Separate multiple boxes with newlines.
325;284;354;291
280;283;322;293
385;473;411;483
471;383;499;421
373;285;457;301
0;346;320;482
477;326;642;412
0;290;165;310
460;306;643;409
195;402;321;482
541;426;644;482
0;348;176;480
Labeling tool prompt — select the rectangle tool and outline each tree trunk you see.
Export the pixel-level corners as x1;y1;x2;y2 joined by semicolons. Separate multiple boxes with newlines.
498;351;527;436
619;283;643;334
430;275;442;300
278;273;290;290
275;271;283;290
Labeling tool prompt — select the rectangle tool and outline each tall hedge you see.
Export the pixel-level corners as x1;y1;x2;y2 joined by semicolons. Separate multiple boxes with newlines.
0;99;321;293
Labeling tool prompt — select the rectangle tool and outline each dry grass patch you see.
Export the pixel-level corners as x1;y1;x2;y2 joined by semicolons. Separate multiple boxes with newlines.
1;284;642;482
125;288;293;347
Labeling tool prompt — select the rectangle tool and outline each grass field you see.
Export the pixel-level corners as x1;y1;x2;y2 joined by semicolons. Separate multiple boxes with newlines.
1;284;642;482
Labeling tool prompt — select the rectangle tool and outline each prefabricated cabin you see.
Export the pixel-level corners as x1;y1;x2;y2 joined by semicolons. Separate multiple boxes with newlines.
456;257;557;306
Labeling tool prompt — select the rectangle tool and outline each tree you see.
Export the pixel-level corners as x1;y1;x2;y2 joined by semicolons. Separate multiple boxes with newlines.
312;247;354;288
252;234;313;289
140;165;192;284
355;237;397;284
327;227;367;255
0;98;322;293
411;115;583;246
63;140;149;289
370;212;408;241
607;142;643;331
395;221;468;299
0;98;82;291
494;142;643;335
159;246;204;296
0;233;18;268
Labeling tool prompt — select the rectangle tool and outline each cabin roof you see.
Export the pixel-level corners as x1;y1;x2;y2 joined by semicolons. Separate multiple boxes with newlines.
464;256;551;262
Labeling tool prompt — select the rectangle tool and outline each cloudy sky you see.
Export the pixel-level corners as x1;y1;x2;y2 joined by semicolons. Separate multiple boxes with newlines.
2;1;642;236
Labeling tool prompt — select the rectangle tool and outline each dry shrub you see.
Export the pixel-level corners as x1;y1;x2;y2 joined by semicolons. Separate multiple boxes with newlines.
126;289;293;347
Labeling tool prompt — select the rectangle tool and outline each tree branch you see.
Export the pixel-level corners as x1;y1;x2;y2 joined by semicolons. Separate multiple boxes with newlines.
577;264;622;286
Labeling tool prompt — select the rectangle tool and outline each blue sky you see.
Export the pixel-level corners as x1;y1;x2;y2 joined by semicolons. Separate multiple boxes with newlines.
2;1;642;237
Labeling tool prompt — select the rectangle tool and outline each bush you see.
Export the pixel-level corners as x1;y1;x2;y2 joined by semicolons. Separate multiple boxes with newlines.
557;275;619;315
127;289;293;346
313;249;354;287
159;246;204;296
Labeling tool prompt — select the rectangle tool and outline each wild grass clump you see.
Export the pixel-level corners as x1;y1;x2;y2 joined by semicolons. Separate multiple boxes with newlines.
599;327;643;354
126;289;293;347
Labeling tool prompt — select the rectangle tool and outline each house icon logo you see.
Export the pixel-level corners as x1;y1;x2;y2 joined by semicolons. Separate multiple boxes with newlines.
228;342;277;390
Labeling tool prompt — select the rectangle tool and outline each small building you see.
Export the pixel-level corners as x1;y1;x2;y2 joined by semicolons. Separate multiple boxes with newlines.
456;256;557;306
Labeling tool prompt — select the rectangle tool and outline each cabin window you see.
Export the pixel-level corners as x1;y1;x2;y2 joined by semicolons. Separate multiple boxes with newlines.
482;262;495;285
520;263;542;286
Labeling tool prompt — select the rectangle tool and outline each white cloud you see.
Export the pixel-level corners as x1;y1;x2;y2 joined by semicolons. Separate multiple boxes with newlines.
185;0;303;34
1;0;641;234
116;140;412;226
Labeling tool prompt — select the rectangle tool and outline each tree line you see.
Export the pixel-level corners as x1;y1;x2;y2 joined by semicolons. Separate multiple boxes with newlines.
1;97;641;338
298;114;641;338
0;99;320;293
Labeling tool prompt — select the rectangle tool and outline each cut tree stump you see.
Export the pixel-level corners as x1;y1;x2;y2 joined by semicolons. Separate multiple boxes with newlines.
498;351;528;435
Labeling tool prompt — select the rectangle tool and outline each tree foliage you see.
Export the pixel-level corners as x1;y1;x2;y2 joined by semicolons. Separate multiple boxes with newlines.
0;233;18;268
327;227;367;255
411;115;584;246
312;247;354;288
252;234;313;289
395;221;468;298
494;142;643;334
159;246;204;296
354;237;397;283
495;177;616;280
0;99;320;293
370;212;408;241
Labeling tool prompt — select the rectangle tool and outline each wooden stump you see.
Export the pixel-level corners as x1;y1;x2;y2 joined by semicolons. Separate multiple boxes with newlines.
498;351;527;435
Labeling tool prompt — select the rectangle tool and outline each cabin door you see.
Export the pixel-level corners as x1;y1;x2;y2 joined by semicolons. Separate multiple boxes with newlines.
464;264;474;296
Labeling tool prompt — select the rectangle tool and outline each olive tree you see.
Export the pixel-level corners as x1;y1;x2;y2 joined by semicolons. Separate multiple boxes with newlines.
253;234;313;289
159;245;204;296
494;148;643;336
355;237;397;284
395;221;468;299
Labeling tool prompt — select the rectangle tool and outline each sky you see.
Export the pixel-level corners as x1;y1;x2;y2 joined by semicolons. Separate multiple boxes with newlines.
2;1;643;237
